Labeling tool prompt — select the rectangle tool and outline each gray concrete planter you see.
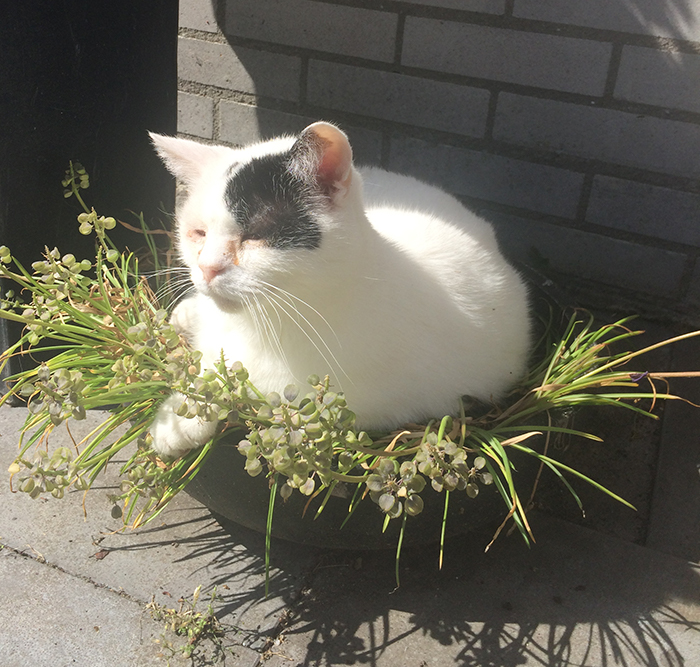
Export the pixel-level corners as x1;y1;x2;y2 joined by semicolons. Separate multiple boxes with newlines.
185;432;538;549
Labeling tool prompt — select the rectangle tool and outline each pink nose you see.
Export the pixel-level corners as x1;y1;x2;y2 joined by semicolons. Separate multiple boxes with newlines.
200;264;226;283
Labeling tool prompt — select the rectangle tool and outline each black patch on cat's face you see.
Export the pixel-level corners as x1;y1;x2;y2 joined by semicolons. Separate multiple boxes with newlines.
224;152;322;250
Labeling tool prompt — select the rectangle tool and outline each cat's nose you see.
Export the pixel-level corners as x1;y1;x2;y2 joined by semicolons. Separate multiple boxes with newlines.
199;264;226;283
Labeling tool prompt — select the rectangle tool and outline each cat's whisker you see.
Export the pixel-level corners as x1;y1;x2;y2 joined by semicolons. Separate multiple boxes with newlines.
259;280;342;349
260;286;349;388
158;280;195;307
247;293;293;377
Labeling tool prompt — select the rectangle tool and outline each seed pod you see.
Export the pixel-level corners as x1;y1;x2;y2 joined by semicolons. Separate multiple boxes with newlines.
378;493;395;513
280;482;293;500
366;474;384;493
406;474;426;493
111;504;123;519
405;494;424;516
443;472;459;492
400;460;416;481
466;482;480;498
20;478;35;493
378;458;397;478
322;392;338;407
337;451;354;470
283;384;299;403
299;477;315;496
266;391;282;407
245;458;263;477
304;421;323;437
388;500;403;519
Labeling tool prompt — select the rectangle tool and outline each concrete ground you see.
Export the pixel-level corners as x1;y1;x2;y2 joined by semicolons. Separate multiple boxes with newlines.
1;334;699;666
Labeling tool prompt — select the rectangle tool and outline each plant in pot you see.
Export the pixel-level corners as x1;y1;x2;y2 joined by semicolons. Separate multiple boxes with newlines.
2;164;698;587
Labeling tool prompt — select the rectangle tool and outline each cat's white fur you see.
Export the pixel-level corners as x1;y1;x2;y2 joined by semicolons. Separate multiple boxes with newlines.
149;122;530;458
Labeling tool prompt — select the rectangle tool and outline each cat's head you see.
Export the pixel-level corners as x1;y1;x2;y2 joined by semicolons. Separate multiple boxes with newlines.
150;122;359;306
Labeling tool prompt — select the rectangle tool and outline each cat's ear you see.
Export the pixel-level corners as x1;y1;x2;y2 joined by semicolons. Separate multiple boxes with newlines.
289;122;353;202
149;133;232;185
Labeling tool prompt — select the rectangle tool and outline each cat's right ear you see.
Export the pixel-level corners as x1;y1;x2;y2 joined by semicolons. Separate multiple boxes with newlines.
149;133;231;186
289;122;354;203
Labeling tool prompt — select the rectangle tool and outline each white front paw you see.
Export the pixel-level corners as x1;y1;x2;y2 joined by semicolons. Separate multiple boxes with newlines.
150;393;217;459
170;297;198;338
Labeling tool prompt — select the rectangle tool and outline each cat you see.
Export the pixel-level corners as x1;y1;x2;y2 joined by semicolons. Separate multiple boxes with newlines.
148;122;531;459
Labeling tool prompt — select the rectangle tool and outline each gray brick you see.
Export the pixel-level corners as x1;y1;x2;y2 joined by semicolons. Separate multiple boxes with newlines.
402;18;611;96
494;93;700;179
177;91;214;139
224;0;397;62
615;46;700;114
178;38;300;102
396;0;505;13
219;101;382;164
179;0;218;32
389;136;584;219
492;213;686;296
587;176;700;247
307;60;490;138
513;0;700;41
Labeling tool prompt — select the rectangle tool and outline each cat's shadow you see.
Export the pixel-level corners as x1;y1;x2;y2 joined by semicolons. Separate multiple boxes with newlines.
125;506;699;666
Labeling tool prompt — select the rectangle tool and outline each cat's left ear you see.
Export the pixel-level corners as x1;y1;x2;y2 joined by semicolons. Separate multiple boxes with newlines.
149;133;234;186
290;122;353;202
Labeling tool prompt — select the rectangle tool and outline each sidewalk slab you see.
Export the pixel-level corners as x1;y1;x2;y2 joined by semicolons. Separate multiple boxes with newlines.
0;405;313;663
265;513;700;666
0;547;169;667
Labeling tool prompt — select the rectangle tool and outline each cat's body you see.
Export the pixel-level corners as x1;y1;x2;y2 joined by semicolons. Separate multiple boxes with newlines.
149;123;530;458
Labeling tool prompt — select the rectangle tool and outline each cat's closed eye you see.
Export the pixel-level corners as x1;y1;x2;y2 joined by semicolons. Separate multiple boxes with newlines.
188;228;206;240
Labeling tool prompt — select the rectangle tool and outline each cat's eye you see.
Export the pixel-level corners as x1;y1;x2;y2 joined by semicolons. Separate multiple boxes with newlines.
189;228;206;239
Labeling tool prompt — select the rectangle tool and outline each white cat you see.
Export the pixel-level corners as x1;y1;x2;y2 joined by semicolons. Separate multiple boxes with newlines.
149;122;530;458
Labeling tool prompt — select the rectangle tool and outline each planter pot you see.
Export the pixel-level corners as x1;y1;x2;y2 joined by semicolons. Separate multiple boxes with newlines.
185;432;540;550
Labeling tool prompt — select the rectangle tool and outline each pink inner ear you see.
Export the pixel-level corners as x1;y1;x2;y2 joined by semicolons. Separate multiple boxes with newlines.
305;123;353;192
317;142;349;188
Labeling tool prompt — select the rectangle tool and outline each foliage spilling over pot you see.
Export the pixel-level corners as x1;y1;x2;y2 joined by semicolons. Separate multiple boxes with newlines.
2;165;698;582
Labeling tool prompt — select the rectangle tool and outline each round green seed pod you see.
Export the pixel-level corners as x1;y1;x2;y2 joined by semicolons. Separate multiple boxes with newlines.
405;494;424;516
299;476;315;496
20;478;35;493
378;493;395;513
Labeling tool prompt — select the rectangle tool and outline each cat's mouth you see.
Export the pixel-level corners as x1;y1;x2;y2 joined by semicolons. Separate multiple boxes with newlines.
198;281;248;311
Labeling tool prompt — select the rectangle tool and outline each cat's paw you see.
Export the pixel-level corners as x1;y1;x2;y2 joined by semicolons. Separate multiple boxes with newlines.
169;297;198;337
150;393;217;459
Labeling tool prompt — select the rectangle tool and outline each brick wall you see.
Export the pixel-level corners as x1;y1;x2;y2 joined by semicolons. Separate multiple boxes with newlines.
177;0;700;322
